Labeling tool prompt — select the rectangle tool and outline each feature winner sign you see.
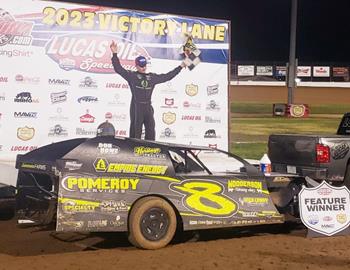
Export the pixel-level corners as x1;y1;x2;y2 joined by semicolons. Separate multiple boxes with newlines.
299;181;350;237
0;0;230;164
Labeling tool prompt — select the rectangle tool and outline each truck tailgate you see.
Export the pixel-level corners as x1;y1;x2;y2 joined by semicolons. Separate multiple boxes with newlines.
268;134;319;166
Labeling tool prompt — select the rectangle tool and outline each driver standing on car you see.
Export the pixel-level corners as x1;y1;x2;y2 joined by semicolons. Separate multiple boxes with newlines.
110;41;185;141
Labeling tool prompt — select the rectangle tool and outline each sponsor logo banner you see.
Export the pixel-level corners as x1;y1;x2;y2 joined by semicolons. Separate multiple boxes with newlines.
297;66;311;77
333;67;349;77
237;65;254;76
313;66;330;77
162;112;176;125
0;1;229;162
0;9;33;46
17;126;35;141
256;66;273;76
275;66;287;76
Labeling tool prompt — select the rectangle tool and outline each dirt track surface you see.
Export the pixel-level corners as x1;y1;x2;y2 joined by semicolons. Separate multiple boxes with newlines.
1;219;350;270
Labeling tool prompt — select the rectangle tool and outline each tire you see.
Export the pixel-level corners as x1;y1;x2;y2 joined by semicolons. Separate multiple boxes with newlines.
128;196;177;249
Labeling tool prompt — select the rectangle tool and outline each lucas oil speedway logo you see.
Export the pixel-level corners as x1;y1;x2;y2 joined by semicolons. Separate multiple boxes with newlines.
46;33;149;73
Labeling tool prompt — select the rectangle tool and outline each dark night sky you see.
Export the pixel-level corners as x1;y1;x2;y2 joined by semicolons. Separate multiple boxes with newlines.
54;0;350;64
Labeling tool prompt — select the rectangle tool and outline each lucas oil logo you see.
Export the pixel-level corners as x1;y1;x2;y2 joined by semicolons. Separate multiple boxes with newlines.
45;34;149;73
0;9;33;46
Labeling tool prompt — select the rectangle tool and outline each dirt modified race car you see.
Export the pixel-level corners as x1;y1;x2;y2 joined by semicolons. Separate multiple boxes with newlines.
16;136;305;249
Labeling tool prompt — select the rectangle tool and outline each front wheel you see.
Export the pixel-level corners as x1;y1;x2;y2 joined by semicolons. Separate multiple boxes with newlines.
128;196;177;249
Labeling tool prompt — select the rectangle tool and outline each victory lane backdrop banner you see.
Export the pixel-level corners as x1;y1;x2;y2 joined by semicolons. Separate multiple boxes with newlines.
0;0;230;163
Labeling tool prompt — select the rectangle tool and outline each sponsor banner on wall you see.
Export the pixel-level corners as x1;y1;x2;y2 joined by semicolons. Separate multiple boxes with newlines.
275;66;287;76
256;66;273;76
237;65;254;76
313;66;330;77
0;0;230;163
287;104;310;118
333;67;349;77
297;66;311;77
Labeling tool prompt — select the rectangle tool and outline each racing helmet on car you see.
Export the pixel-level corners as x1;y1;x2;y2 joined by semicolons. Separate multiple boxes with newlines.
96;121;115;136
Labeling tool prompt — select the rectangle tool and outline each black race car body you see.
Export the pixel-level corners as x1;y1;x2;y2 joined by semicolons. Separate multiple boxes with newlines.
15;136;304;247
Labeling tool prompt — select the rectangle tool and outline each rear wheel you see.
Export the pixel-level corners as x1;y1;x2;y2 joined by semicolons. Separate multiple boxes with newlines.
128;196;177;249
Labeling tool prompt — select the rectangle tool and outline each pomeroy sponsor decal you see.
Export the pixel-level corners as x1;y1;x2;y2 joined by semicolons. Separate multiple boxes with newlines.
171;180;238;218
94;158;168;175
61;177;140;193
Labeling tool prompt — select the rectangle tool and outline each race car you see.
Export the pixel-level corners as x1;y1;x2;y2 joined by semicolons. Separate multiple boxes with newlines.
15;135;305;249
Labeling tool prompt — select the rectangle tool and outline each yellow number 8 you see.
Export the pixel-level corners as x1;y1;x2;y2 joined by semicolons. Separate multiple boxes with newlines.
172;181;237;217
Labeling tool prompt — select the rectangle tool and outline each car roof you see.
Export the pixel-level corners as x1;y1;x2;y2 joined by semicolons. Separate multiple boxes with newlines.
116;136;214;151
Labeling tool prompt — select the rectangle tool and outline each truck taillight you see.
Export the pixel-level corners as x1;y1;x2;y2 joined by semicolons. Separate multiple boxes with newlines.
316;144;330;163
